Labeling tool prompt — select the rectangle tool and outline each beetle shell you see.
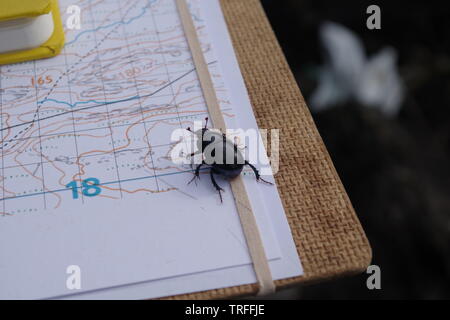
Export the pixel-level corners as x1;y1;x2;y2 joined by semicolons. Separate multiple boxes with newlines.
212;163;244;179
195;129;245;179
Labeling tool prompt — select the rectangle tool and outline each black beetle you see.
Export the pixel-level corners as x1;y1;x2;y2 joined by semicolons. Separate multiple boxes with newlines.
187;118;272;202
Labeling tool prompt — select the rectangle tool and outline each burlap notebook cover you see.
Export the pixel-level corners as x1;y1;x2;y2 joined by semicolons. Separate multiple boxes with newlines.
167;0;372;299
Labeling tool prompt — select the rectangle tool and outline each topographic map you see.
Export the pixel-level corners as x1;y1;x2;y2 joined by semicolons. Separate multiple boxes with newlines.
0;0;230;215
0;0;301;299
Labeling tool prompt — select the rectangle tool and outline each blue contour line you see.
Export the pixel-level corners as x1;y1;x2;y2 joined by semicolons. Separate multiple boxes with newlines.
65;0;158;46
0;167;209;202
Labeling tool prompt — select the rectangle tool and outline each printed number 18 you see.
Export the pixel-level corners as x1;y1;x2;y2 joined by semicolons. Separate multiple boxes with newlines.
66;178;102;199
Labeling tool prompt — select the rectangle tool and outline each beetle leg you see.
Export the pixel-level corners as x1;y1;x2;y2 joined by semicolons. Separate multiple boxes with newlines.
210;171;224;203
245;161;273;185
188;161;205;185
188;151;203;169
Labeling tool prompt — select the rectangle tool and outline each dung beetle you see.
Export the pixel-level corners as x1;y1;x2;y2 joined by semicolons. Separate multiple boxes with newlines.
187;118;272;202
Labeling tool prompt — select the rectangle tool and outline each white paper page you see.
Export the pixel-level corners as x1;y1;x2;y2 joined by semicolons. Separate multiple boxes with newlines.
0;0;302;300
61;0;303;300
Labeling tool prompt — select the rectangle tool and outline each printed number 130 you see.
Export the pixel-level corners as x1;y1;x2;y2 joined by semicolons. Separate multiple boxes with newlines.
66;178;102;199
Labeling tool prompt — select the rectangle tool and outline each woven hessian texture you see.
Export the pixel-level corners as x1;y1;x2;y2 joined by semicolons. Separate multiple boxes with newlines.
168;0;372;299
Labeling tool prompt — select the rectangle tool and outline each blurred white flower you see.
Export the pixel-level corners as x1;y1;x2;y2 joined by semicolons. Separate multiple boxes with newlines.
310;22;404;117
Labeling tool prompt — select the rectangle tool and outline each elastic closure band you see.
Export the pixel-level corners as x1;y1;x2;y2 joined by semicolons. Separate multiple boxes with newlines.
175;0;275;296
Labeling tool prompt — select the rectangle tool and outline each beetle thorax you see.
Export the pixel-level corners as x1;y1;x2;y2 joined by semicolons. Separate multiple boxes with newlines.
198;130;244;165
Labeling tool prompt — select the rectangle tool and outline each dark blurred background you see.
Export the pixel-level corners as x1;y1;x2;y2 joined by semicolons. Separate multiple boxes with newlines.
258;0;450;299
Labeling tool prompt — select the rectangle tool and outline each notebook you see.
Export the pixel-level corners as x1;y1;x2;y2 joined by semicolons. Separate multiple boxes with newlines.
0;0;302;299
0;0;65;65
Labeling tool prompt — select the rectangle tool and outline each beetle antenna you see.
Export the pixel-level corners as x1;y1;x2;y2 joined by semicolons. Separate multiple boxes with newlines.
204;117;209;129
233;136;239;152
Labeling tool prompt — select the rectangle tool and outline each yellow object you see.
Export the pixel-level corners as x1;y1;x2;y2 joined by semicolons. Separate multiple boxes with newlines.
0;0;65;65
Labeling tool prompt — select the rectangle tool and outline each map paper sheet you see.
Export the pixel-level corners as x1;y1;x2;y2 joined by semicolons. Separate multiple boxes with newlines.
0;0;302;299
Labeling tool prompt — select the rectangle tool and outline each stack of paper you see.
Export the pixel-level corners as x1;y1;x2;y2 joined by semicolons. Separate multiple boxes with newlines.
0;0;302;299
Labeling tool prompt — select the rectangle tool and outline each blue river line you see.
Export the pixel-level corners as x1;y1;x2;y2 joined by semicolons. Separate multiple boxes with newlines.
65;0;158;46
